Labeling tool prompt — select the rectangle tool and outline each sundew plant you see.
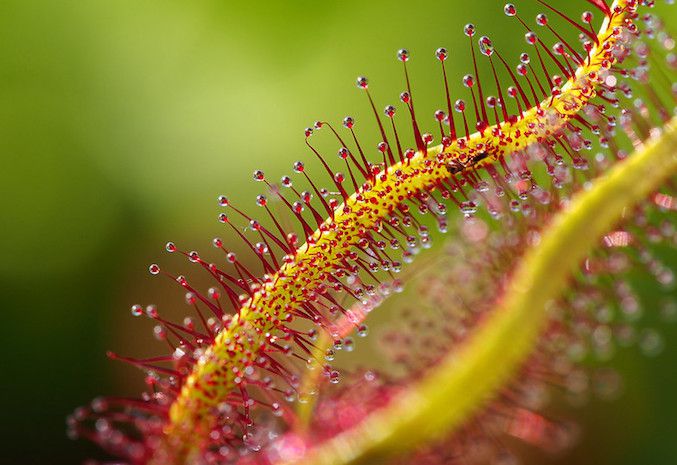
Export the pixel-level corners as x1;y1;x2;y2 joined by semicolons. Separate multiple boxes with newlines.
70;1;676;464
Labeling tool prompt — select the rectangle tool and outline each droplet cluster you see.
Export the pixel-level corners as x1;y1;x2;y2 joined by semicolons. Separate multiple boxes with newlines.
69;1;676;464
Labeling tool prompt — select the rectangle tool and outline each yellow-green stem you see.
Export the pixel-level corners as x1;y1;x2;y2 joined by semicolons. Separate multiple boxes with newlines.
287;117;677;465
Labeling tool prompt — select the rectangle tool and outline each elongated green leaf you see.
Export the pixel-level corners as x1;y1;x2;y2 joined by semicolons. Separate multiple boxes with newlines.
288;117;677;465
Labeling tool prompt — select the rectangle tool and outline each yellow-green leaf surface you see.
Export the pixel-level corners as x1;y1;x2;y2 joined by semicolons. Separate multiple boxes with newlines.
287;117;677;465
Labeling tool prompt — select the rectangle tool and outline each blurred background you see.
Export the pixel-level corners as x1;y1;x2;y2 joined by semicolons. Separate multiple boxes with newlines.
1;0;675;464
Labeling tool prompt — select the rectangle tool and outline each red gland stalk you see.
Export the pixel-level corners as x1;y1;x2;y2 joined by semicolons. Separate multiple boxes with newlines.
70;1;676;464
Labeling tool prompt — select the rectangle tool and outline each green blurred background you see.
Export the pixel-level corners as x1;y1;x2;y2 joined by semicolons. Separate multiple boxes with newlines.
1;1;675;464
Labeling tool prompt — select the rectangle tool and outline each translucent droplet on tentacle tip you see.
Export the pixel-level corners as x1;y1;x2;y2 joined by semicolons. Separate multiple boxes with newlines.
464;23;476;37
525;31;538;45
504;3;516;17
243;431;262;452
292;201;304;214
146;304;159;319
357;324;369;337
280;175;292;188
479;36;494;56
255;194;267;207
397;48;409;62
130;304;143;317
460;201;478;216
